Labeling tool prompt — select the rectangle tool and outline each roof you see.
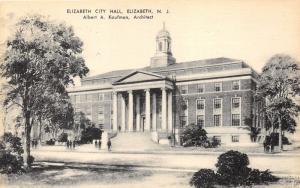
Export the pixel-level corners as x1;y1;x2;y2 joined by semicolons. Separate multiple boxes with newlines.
82;57;244;82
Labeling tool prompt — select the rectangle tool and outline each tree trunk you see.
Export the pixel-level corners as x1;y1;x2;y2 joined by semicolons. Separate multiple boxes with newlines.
23;112;32;170
278;117;282;152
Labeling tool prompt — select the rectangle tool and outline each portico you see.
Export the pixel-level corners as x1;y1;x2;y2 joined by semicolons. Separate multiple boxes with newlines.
112;70;174;133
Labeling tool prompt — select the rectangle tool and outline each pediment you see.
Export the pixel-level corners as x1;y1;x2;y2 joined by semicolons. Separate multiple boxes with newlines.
113;70;166;84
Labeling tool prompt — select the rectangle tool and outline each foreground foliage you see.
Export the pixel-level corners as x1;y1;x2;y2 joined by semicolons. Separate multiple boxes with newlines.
0;133;34;174
190;150;279;188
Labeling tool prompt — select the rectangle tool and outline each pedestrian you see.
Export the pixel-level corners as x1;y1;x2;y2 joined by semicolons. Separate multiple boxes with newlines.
67;140;70;149
263;139;267;152
34;140;38;149
107;139;111;151
73;140;75;149
31;140;34;148
95;140;98;148
98;140;101;149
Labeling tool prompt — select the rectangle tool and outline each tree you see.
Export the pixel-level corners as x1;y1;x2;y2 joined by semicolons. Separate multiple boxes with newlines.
256;54;300;151
1;15;89;169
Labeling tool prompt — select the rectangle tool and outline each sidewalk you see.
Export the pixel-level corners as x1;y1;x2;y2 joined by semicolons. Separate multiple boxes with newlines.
33;144;300;157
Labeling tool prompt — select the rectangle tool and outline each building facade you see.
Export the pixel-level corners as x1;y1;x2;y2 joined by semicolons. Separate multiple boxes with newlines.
68;26;259;145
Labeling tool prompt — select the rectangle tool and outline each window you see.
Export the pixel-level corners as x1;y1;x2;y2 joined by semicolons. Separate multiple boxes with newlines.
87;94;93;102
98;105;104;124
197;84;205;93
232;98;241;108
80;94;87;102
181;85;188;94
197;100;205;110
75;107;80;113
232;135;240;142
214;115;221;126
214;82;222;92
214;99;222;109
232;114;241;126
98;93;104;101
232;81;240;90
75;95;80;103
180;116;187;127
197;115;205;127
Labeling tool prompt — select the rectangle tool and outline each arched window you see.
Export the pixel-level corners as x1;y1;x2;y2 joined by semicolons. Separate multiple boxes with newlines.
159;42;162;51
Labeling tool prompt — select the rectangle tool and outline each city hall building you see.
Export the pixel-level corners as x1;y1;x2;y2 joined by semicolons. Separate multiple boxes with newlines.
68;26;259;145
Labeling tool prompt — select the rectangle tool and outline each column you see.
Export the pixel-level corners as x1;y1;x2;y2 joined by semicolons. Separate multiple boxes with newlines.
145;89;151;131
161;88;167;130
152;93;157;131
128;90;133;132
136;94;140;132
113;92;118;131
167;91;173;132
121;93;126;132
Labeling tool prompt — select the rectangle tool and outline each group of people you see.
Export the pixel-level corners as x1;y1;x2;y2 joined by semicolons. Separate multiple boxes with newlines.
31;139;38;149
263;137;275;153
66;140;76;149
94;140;101;149
94;139;112;151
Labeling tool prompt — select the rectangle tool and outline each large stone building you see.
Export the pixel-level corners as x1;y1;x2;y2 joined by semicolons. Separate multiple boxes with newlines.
68;26;259;145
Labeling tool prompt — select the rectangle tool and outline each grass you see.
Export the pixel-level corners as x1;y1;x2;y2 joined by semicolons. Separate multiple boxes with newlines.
1;163;300;188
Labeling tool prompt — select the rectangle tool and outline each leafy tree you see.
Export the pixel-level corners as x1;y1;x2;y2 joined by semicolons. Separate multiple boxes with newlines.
256;54;300;151
181;123;207;147
244;116;261;142
1;15;89;168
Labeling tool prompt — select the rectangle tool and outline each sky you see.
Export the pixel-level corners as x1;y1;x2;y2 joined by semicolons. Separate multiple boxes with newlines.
0;0;300;86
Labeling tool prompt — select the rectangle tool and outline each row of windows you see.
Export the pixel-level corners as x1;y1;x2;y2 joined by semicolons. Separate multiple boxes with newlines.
72;93;106;103
198;114;240;127
195;97;241;110
75;105;105;124
181;113;241;127
212;135;240;143
180;80;240;94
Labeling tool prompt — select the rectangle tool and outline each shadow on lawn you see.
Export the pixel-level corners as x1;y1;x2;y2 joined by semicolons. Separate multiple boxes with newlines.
5;162;153;186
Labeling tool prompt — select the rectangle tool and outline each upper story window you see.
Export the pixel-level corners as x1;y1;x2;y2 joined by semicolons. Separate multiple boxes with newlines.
214;82;222;92
214;98;222;109
87;94;93;102
196;99;205;110
181;85;188;94
232;98;241;109
232;80;240;90
98;93;104;101
98;105;104;114
197;84;205;93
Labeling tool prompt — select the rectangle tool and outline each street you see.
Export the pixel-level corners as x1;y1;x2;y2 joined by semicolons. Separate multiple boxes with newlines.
32;149;300;177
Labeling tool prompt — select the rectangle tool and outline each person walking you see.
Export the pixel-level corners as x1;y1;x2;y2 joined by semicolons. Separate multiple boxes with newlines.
107;139;111;151
98;140;101;149
95;140;98;148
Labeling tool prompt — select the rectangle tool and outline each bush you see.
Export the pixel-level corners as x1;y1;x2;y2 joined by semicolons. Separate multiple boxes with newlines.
0;133;26;174
80;127;102;144
190;151;279;187
46;139;55;145
181;123;208;147
204;137;221;148
190;169;217;188
58;133;68;142
216;150;251;185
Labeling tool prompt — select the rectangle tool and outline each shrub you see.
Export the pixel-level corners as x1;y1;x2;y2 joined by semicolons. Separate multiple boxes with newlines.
216;150;250;185
0;133;30;174
190;169;217;188
80;127;102;144
46;139;55;145
204;137;221;148
58;133;68;142
181;123;208;147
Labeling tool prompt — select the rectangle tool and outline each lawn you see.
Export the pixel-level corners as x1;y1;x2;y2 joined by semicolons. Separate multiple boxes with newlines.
1;162;300;188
